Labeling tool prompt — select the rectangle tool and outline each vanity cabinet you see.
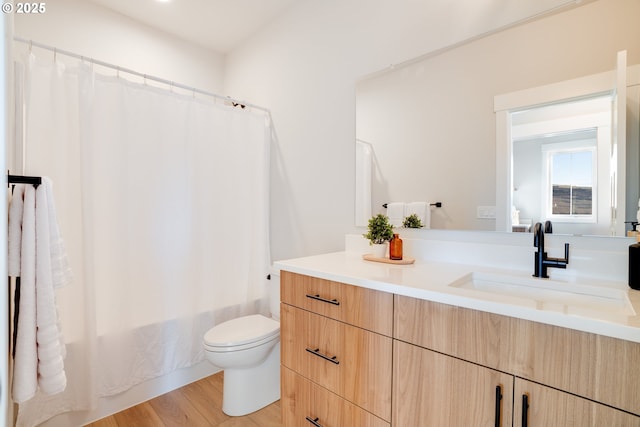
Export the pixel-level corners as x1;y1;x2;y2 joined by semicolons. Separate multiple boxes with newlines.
395;295;640;426
280;271;393;427
280;269;639;427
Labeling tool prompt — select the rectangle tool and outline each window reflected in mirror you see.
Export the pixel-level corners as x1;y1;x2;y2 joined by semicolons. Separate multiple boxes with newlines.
549;148;595;217
511;96;611;234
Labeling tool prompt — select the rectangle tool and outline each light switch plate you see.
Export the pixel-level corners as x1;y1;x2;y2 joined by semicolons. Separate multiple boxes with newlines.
477;205;496;219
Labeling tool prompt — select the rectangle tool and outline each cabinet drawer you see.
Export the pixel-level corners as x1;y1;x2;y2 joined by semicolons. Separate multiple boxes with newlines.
281;271;393;336
281;366;390;427
281;303;392;421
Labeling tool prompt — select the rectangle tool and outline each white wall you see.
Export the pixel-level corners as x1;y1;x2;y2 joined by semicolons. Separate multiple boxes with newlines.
513;139;543;225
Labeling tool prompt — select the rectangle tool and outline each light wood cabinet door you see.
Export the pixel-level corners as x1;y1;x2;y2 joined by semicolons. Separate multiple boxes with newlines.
393;340;514;427
281;271;393;336
281;303;392;421
514;378;640;427
281;366;390;427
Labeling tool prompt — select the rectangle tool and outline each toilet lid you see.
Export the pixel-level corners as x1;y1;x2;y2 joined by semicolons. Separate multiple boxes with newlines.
204;314;279;347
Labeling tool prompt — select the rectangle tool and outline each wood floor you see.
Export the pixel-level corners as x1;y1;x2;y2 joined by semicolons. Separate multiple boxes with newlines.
86;372;283;427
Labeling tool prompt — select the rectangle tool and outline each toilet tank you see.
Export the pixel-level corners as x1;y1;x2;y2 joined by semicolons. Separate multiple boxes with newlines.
268;268;281;321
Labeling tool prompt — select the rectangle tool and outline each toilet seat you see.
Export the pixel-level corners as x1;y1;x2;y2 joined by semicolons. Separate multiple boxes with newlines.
204;314;280;353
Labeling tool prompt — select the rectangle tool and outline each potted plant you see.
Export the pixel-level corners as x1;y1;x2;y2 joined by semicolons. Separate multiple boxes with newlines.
403;214;424;229
363;214;394;257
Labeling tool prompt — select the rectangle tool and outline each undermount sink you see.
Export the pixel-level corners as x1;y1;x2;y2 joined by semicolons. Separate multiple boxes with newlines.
448;272;636;317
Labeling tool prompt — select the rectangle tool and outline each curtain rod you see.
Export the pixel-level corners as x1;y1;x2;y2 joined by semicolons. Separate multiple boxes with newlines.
13;36;270;114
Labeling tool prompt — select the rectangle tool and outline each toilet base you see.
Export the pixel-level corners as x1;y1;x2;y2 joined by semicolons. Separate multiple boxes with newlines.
222;342;281;416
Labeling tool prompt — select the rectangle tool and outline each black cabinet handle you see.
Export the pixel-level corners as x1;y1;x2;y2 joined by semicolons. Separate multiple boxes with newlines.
522;394;529;427
305;294;340;305
494;385;503;427
306;416;323;427
305;347;340;365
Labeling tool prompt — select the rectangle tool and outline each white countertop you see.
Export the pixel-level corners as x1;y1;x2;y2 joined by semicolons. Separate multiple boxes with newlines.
275;251;640;343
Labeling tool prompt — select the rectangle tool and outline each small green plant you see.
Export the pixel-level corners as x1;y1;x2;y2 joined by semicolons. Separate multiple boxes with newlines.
363;214;394;245
403;214;424;229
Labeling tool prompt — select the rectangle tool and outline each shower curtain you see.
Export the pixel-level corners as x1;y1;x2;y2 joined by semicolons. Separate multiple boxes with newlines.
14;53;272;426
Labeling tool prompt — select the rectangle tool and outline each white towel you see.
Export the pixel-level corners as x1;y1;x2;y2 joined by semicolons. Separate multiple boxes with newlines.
34;179;67;395
13;185;38;403
8;184;26;277
43;177;73;289
12;179;68;402
406;202;431;229
8;180;72;285
386;202;405;227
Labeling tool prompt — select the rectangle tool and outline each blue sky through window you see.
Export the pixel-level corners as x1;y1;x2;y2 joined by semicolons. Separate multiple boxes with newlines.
551;150;593;187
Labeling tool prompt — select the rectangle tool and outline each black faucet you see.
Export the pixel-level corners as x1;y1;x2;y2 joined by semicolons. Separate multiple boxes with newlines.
533;222;569;278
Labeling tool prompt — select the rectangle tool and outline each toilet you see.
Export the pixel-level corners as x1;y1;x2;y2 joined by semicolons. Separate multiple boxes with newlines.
203;270;281;416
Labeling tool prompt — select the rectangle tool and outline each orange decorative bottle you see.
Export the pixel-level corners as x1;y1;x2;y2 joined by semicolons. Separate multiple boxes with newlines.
389;233;403;260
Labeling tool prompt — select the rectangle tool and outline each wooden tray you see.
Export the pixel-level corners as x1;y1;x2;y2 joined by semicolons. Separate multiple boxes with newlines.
362;254;415;265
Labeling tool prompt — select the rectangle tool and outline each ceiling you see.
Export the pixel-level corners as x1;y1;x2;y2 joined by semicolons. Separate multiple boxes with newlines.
86;0;301;54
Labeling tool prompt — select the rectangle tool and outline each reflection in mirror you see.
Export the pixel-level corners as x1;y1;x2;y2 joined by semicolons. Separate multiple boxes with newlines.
495;50;640;237
355;0;640;235
511;95;613;236
494;61;640;237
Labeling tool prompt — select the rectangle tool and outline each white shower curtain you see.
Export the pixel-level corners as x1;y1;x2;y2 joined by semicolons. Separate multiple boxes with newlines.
15;54;271;426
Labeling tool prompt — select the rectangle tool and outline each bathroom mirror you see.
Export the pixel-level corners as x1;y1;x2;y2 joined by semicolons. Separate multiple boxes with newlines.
355;0;640;235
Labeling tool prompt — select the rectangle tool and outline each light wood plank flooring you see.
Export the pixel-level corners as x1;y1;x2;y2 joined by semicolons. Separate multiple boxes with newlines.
86;372;282;427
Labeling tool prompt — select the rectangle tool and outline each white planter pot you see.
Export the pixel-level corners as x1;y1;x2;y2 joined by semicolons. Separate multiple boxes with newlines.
370;243;388;258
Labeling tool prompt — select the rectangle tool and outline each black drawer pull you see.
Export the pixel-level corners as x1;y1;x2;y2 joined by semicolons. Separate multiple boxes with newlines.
306;416;323;427
494;385;503;427
522;394;529;427
306;347;340;365
305;294;340;305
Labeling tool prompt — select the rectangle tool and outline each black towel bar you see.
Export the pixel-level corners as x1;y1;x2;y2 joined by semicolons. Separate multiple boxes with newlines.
7;173;42;187
382;202;442;208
